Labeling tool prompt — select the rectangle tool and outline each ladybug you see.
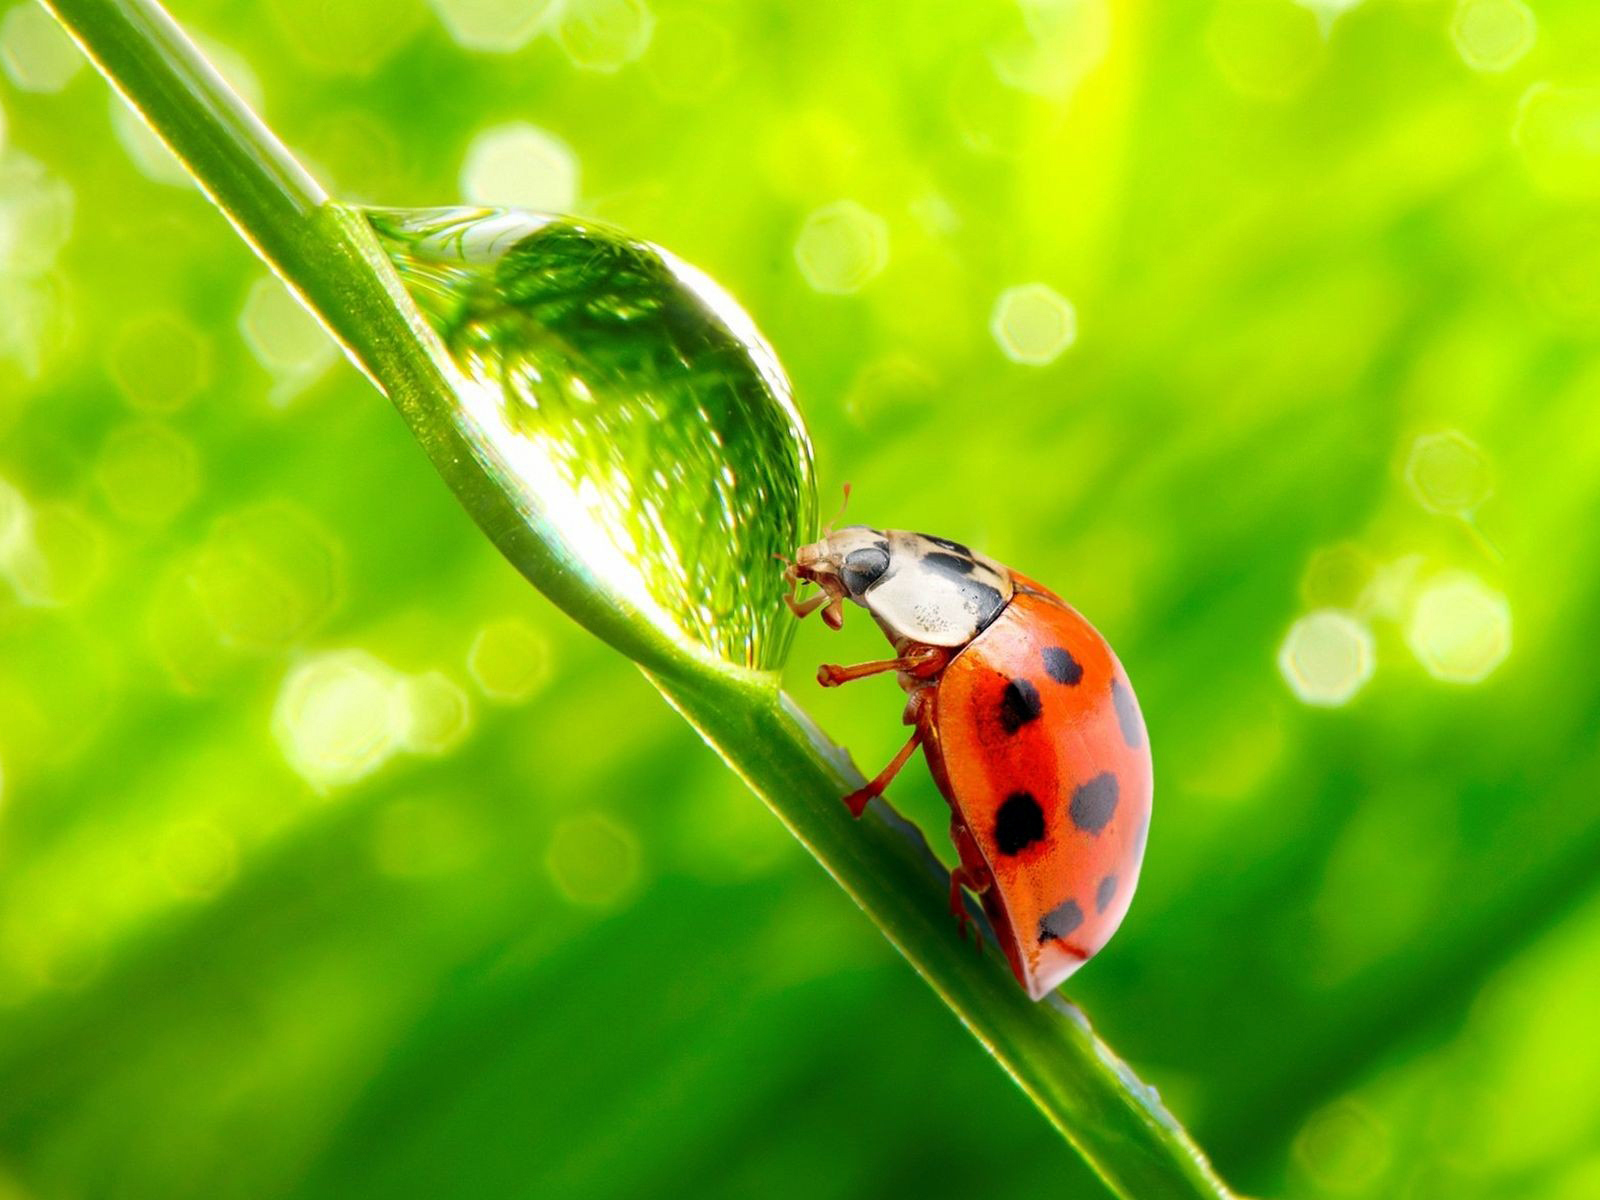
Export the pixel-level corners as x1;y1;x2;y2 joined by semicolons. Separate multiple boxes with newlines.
783;523;1152;1000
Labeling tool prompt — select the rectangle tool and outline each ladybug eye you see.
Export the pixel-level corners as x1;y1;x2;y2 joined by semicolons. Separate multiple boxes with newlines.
841;545;890;595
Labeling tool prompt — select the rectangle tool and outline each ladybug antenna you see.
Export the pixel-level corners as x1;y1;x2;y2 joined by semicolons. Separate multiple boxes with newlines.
824;482;852;536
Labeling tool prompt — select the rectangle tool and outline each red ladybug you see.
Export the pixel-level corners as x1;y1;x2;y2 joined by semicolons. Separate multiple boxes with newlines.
784;525;1152;1000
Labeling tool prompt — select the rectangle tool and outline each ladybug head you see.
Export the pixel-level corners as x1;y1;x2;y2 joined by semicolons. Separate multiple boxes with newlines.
783;526;891;629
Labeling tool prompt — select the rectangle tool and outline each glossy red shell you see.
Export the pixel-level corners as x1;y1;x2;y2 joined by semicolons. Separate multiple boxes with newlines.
920;578;1152;1000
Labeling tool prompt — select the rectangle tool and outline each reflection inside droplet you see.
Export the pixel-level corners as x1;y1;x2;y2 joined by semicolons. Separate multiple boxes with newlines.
364;206;816;669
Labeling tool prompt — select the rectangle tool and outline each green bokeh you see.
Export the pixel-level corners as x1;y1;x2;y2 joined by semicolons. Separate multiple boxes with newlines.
2;0;1598;1197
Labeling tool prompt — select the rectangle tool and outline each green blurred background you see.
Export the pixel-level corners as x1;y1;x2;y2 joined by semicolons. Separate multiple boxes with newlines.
2;0;1599;1195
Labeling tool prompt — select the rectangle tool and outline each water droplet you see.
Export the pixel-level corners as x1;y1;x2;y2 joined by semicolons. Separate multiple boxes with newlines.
466;617;551;702
556;0;655;72
0;2;85;93
273;649;409;788
1278;610;1375;707
460;122;579;212
545;811;642;907
1405;572;1510;683
428;0;555;53
991;283;1078;365
794;200;889;294
366;206;816;669
1451;0;1536;73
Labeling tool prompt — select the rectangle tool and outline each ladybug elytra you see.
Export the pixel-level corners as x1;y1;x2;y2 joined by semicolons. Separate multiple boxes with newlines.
784;524;1152;1000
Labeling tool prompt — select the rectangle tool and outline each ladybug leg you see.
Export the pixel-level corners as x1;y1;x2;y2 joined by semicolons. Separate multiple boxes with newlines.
841;728;922;818
784;589;831;619
949;820;994;946
817;645;940;688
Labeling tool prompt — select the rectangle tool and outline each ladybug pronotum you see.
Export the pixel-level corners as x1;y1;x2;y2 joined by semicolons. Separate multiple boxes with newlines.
784;524;1152;1000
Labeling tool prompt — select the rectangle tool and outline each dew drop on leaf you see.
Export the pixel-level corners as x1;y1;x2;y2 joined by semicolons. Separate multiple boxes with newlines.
361;206;816;670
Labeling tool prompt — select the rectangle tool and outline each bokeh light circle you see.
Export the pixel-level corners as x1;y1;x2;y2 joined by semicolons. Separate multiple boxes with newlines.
1278;610;1376;707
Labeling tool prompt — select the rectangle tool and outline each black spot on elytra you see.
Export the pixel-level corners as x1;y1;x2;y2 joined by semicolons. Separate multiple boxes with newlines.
923;550;975;576
966;580;1006;631
1111;678;1144;748
1038;898;1084;943
840;545;890;595
919;533;972;557
1095;874;1118;913
1042;646;1082;685
994;790;1045;855
998;678;1042;733
1070;772;1119;834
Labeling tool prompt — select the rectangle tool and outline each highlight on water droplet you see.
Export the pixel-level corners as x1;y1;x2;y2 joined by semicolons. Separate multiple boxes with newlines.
364;206;816;669
991;283;1078;365
273;649;410;788
1278;609;1376;707
794;200;889;295
1451;0;1536;73
1405;571;1511;683
0;2;85;94
466;617;551;702
460;122;579;213
545;811;643;907
1404;430;1493;517
428;0;555;53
